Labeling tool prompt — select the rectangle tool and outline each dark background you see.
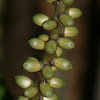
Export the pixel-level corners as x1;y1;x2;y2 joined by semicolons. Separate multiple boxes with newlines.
0;0;100;100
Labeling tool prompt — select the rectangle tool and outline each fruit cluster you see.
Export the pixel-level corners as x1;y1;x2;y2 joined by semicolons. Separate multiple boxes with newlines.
15;0;82;100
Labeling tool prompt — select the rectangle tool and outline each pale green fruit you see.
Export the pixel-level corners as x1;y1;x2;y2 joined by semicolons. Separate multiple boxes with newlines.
40;83;53;98
42;65;54;80
24;87;38;98
18;96;28;100
54;58;72;70
45;40;57;54
32;14;49;26
56;46;63;57
50;77;65;88
51;66;57;72
28;38;44;50
45;0;57;3
58;38;74;49
43;20;57;30
68;8;82;18
60;14;74;26
62;0;74;5
27;57;38;62
42;93;58;100
15;75;32;89
39;34;49;42
64;27;79;37
23;60;41;72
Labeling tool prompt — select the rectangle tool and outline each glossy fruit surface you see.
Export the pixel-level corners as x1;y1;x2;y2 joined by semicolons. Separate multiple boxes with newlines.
56;46;63;57
64;27;79;37
40;83;53;98
39;34;49;41
43;20;57;30
23;60;41;72
51;66;57;72
32;14;49;26
60;14;74;26
50;77;65;88
42;93;58;100
58;38;74;49
54;58;72;70
15;75;32;88
42;65;54;80
45;40;57;54
24;87;38;98
62;0;74;5
18;96;28;100
68;8;82;18
28;38;44;50
27;57;38;62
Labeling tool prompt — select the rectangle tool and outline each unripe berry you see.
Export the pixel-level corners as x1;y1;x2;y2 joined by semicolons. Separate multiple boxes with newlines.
15;75;33;89
62;0;74;5
32;14;49;26
51;66;57;72
42;65;54;80
68;8;82;18
39;34;49;42
27;57;38;62
45;40;57;54
64;27;79;37
18;96;28;100
60;14;74;26
28;38;45;50
56;46;63;57
42;20;57;30
49;77;65;88
40;82;53;98
58;38;74;49
24;87;38;98
54;58;72;70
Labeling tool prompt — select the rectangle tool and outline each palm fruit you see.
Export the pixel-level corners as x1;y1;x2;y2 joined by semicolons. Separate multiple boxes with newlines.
49;77;65;88
64;27;79;37
51;66;57;72
68;8;82;18
28;38;44;50
60;14;74;26
40;61;45;70
62;0;74;5
42;65;54;80
38;34;49;42
23;60;41;72
24;87;38;98
56;46;63;57
27;57;38;62
45;0;57;3
42;93;58;100
32;14;49;26
54;58;72;70
42;20;57;30
15;75;33;89
45;40;57;54
40;82;53;98
58;38;74;49
18;96;29;100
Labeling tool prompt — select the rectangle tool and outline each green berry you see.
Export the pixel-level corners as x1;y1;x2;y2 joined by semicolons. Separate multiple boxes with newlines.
40;61;45;70
27;57;38;62
40;82;53;98
54;58;72;70
23;60;41;72
64;27;79;37
45;0;57;3
42;65;54;80
42;20;57;30
18;96;28;100
28;38;44;50
45;40;57;54
38;34;49;42
15;75;32;89
24;87;38;98
62;0;74;5
50;77;65;88
56;46;63;57
32;14;49;26
60;14;74;26
42;93;58;100
68;8;82;18
58;38;74;49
